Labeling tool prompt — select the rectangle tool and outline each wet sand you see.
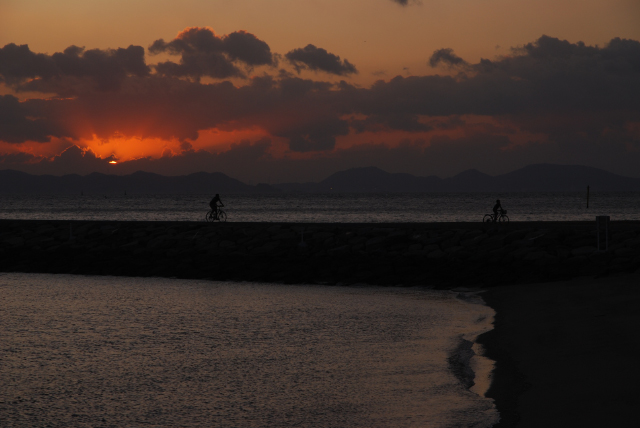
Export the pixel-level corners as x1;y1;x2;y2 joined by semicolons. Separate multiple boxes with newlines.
479;273;640;427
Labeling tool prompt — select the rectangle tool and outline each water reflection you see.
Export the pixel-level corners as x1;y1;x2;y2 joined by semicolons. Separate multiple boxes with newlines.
1;273;498;427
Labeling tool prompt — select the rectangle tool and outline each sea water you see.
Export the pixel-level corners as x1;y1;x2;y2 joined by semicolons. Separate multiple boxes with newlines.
0;273;499;427
0;191;638;222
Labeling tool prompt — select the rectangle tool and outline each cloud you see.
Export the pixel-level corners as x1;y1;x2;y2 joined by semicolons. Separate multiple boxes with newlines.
351;114;432;133
1;33;639;179
0;95;65;143
282;118;350;152
285;44;357;76
0;145;116;176
360;35;640;117
0;43;149;91
149;27;273;80
428;48;468;68
0;151;43;166
51;45;150;90
0;43;57;84
44;145;117;174
389;0;420;6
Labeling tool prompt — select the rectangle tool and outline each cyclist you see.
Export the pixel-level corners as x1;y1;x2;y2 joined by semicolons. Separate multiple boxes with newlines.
492;199;503;222
209;194;224;220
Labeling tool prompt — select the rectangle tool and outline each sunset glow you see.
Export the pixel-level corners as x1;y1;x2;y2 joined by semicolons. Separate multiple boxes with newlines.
1;0;639;182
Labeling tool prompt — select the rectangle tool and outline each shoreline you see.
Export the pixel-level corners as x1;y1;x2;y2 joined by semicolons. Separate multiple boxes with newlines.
478;273;640;427
1;219;639;426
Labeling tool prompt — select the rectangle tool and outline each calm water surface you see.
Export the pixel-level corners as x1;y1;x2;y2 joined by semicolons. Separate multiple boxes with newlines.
0;273;498;427
0;192;638;222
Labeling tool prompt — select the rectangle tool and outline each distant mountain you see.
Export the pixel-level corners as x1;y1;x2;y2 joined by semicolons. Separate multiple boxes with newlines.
496;164;640;192
273;164;640;192
1;164;639;194
0;170;279;194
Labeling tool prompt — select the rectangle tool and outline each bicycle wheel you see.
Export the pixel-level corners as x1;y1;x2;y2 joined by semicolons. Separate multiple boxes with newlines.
499;215;509;223
205;210;214;222
218;210;227;222
483;214;493;223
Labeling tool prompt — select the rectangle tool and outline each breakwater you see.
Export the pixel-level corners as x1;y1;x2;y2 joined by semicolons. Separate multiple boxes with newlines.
1;220;639;286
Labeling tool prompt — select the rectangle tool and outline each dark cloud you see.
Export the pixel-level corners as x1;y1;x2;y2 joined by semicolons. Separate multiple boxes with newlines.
391;0;409;5
0;43;57;84
1;34;639;178
119;139;274;177
43;145;117;175
52;45;150;90
0;43;149;91
1;141;272;177
285;44;357;76
0;145;116;176
0;151;42;166
149;27;273;79
351;114;432;133
429;48;468;68
0;95;64;143
360;35;640;118
283;118;350;152
222;31;275;66
466;35;640;112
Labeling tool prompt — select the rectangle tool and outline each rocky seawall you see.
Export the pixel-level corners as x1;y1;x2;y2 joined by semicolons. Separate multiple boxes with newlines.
1;220;639;286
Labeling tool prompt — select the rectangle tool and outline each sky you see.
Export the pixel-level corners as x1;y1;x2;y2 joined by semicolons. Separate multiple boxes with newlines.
1;0;639;183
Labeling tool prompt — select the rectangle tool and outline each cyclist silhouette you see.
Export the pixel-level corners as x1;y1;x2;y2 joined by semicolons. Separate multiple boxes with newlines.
492;199;502;222
210;194;224;220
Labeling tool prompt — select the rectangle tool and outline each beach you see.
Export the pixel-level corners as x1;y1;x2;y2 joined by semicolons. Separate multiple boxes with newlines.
1;219;639;426
479;274;640;427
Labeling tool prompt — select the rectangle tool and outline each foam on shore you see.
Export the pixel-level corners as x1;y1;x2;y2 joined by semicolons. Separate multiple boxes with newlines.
449;291;498;399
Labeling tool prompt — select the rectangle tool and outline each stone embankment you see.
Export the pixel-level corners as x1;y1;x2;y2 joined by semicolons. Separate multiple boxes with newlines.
1;220;639;287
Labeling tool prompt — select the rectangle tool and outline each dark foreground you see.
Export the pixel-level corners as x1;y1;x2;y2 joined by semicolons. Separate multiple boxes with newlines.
1;220;639;285
1;219;640;427
479;274;640;428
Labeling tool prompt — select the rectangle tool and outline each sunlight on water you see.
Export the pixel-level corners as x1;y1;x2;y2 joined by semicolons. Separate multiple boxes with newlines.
0;191;638;222
0;273;498;427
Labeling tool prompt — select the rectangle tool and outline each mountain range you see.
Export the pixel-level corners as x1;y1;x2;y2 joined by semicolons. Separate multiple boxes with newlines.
0;164;639;194
275;164;640;193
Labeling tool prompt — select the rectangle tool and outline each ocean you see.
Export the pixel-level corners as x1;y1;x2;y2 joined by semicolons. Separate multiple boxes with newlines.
0;273;498;428
0;191;638;222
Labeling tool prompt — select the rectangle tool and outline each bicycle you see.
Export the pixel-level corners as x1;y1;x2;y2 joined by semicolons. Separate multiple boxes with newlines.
205;207;227;222
483;209;509;223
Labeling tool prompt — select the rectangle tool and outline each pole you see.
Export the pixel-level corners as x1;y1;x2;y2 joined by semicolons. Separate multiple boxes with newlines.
587;185;590;209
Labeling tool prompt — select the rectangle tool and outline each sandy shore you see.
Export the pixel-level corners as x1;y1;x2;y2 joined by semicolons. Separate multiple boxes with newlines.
479;273;640;427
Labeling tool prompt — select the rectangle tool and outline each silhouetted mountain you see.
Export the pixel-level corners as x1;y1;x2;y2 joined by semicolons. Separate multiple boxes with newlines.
0;170;280;194
1;164;639;194
273;164;640;192
497;164;640;191
440;169;495;192
319;167;441;192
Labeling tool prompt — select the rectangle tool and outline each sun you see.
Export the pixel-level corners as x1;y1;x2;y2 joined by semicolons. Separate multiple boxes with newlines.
109;161;117;164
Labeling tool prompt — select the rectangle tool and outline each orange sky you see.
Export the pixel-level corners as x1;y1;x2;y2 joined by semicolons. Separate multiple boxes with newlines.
1;0;640;181
3;0;638;85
